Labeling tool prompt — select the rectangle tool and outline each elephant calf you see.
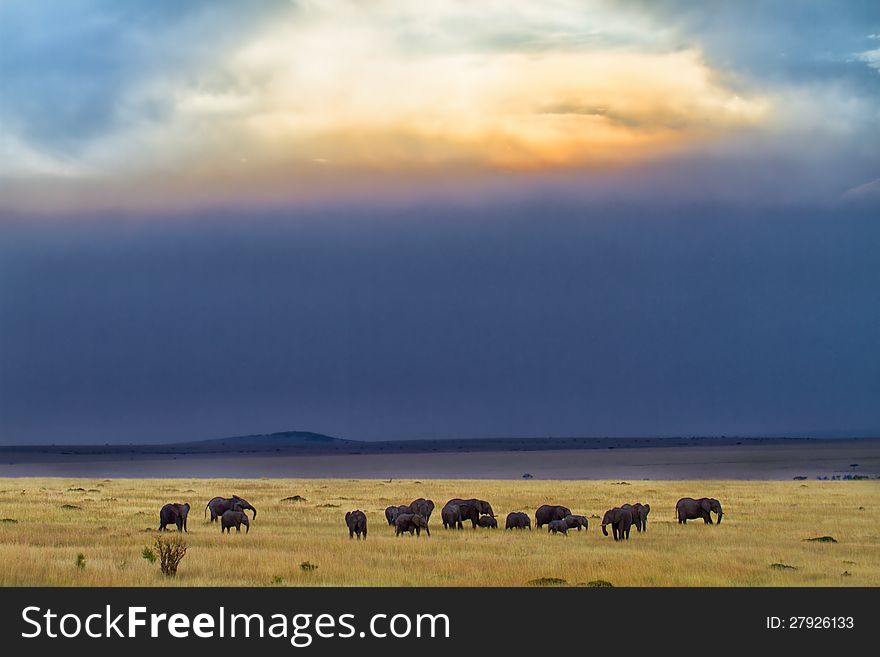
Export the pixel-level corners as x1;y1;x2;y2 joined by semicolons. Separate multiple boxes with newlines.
505;511;531;530
346;510;368;540
395;513;430;537
221;509;250;534
159;503;190;532
477;514;497;528
548;519;568;535
441;503;462;529
563;514;588;531
601;508;632;541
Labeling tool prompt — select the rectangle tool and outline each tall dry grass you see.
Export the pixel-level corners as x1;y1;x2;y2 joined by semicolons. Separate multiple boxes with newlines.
0;477;876;586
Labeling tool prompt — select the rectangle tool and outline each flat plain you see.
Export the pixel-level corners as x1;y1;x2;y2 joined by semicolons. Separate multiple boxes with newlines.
0;477;877;586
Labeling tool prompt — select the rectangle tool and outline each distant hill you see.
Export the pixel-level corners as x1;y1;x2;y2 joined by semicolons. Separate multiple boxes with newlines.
1;431;870;459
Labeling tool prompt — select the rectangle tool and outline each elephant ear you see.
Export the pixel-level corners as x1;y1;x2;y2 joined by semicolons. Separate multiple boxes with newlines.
700;499;712;511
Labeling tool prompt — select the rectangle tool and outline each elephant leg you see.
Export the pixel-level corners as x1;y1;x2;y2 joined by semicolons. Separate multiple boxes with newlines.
416;527;421;536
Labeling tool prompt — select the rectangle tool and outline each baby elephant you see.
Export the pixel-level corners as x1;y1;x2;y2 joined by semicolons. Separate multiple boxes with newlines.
346;510;368;540
159;503;190;532
563;514;588;531
221;509;250;533
505;511;531;530
477;515;497;528
548;519;569;535
395;513;430;537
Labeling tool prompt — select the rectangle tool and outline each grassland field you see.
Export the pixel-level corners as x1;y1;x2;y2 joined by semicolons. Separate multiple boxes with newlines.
0;477;877;586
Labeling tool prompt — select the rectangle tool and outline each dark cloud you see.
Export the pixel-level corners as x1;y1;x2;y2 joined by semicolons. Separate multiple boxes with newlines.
1;201;878;444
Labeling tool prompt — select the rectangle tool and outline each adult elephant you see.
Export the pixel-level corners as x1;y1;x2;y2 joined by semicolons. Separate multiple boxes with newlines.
445;498;492;528
621;503;650;532
629;503;651;531
535;504;571;529
159;503;190;532
676;498;723;524
409;498;435;521
505;512;531;530
345;510;367;540
205;495;256;522
441;503;462;529
384;505;401;526
601;507;633;541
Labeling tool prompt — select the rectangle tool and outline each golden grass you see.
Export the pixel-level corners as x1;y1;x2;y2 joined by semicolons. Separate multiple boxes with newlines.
0;477;877;586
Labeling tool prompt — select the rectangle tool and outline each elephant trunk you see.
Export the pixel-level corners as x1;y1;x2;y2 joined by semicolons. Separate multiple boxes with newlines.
601;524;609;536
248;505;256;519
716;512;722;524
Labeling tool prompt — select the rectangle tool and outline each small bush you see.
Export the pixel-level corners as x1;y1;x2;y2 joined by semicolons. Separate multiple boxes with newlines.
300;561;318;572
281;495;307;503
0;518;17;523
316;504;340;508
154;535;187;577
586;579;614;588
67;487;86;492
770;563;797;571
142;546;157;563
272;575;284;585
528;577;566;586
75;553;86;569
804;536;837;543
61;504;81;510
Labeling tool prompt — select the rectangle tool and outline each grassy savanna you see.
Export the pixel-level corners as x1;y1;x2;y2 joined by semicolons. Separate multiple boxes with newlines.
0;478;877;586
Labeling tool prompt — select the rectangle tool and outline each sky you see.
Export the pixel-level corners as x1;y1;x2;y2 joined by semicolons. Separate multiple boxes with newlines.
1;1;879;444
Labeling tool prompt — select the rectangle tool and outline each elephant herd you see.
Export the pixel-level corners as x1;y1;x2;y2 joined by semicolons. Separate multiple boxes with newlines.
158;495;257;534
348;496;723;541
158;493;724;543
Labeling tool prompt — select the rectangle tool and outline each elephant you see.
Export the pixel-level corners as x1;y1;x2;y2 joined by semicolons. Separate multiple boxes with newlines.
477;514;497;528
601;507;633;541
547;519;568;535
535;504;572;529
563;514;588;531
409;498;435;521
220;509;249;533
444;498;491;528
625;503;650;531
345;510;367;540
159;503;190;532
205;495;256;522
676;497;723;524
441;503;462;529
385;504;413;525
505;511;531;530
395;513;430;537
